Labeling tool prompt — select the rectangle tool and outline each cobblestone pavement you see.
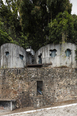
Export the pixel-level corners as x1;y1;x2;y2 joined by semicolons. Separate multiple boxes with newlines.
1;103;77;116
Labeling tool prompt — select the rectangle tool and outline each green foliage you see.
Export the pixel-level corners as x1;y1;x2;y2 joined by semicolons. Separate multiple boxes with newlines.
0;19;18;45
0;19;10;45
18;0;72;50
72;15;77;44
47;0;72;20
0;0;77;51
48;11;74;44
75;49;77;61
0;0;29;48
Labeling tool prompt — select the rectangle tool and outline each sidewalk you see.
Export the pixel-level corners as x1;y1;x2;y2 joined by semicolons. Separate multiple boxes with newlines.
2;103;77;116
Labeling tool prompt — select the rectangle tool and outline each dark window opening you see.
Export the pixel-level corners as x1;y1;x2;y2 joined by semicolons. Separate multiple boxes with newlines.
5;51;9;56
37;81;43;95
65;49;71;57
32;57;35;64
0;101;10;110
19;54;24;60
50;49;57;58
38;53;42;64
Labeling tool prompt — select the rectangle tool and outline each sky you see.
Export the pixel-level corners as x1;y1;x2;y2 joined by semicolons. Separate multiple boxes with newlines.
70;0;77;15
2;0;77;15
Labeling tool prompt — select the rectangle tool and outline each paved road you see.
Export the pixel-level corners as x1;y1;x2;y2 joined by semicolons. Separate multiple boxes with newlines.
2;103;77;116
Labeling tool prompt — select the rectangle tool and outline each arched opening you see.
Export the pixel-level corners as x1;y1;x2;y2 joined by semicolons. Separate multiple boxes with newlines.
38;53;42;64
65;49;71;57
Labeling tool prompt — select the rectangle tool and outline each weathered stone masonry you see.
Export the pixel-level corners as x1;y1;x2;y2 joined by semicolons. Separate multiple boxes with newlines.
0;67;77;108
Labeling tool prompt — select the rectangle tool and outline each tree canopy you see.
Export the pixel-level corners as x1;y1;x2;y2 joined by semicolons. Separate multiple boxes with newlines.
48;11;74;43
19;0;72;50
0;0;77;51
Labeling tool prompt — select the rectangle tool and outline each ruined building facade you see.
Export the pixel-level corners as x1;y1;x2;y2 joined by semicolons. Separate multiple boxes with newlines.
0;42;76;68
0;42;77;110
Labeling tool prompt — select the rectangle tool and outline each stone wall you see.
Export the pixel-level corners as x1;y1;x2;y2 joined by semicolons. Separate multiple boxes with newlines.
0;66;77;108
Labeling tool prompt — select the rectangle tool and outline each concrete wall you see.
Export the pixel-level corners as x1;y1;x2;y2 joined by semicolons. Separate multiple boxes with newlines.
26;52;35;65
1;43;26;68
0;43;35;68
35;43;76;68
26;49;35;65
0;42;76;68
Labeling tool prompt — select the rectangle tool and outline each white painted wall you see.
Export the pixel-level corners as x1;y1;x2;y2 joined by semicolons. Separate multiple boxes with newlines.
36;43;77;68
